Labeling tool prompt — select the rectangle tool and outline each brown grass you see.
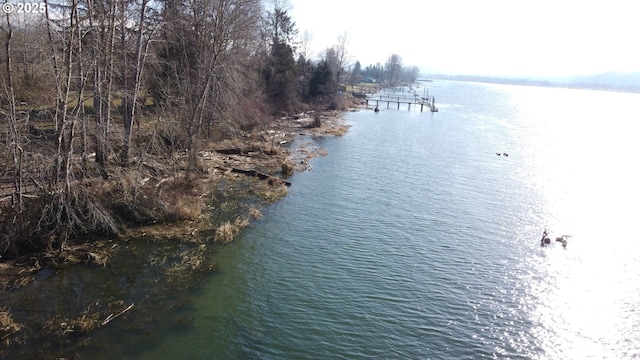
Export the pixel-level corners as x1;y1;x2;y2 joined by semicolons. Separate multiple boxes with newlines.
165;245;209;274
251;180;289;203
248;206;262;219
214;217;250;243
171;197;203;221
153;176;206;222
281;160;294;177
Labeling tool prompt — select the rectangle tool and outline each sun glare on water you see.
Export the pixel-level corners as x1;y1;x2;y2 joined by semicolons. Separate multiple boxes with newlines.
515;87;640;359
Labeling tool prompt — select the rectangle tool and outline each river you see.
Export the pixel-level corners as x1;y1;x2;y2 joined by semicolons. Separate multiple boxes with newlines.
9;80;640;359
138;80;640;359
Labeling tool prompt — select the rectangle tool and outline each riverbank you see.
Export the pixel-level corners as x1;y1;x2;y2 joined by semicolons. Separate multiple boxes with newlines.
0;104;353;282
0;104;355;354
123;108;352;242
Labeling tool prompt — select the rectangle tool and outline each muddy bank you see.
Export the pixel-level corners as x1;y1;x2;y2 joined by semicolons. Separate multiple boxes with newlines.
0;109;352;358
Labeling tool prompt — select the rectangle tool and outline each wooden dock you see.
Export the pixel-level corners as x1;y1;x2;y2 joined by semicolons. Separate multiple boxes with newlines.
365;95;438;112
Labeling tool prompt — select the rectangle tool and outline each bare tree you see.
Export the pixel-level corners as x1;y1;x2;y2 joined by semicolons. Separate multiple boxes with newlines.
298;29;313;61
56;0;78;190
146;0;265;173
1;10;24;209
0;0;278;256
334;31;351;84
121;0;153;164
44;0;65;132
385;53;403;84
185;0;263;171
87;0;117;177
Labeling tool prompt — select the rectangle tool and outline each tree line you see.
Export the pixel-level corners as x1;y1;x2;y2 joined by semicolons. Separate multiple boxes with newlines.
0;0;419;257
352;55;420;85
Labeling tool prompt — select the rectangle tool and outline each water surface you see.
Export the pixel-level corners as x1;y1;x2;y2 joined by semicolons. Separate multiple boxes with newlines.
61;81;640;359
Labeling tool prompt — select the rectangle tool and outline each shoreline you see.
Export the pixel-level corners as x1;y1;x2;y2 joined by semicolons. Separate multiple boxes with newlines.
1;108;353;287
0;105;356;353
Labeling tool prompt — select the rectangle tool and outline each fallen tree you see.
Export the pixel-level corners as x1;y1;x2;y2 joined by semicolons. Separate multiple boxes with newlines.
229;167;292;186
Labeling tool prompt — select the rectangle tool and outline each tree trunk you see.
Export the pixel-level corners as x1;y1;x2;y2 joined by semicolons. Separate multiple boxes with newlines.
54;0;76;187
122;0;149;164
89;0;116;178
3;10;23;209
44;0;63;132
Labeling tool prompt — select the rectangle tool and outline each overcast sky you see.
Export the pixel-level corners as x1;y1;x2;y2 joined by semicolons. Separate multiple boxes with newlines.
287;0;639;78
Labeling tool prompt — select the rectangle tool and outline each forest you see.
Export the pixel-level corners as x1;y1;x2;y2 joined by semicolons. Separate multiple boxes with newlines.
0;0;419;259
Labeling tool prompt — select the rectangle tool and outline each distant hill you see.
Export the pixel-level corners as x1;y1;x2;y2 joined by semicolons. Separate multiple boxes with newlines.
425;72;640;93
559;72;640;91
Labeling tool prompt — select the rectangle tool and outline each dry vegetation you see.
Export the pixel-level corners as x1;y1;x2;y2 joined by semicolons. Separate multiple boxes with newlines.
0;308;22;344
1;0;361;266
214;217;250;243
0;108;351;294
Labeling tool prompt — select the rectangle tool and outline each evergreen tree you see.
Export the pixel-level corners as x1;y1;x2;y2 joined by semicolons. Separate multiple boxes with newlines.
264;40;297;112
352;61;362;75
308;60;334;102
262;3;298;113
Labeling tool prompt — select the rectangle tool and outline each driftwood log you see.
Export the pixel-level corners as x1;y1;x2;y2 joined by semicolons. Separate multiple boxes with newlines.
215;146;261;155
230;168;291;186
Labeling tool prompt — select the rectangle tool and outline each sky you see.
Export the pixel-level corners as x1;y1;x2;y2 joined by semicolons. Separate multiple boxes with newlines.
287;0;640;78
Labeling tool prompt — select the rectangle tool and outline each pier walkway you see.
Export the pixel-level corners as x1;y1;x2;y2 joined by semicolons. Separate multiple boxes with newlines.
365;95;438;112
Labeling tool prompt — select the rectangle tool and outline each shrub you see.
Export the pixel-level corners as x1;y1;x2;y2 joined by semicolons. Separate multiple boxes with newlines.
281;160;294;177
170;197;203;221
248;206;262;219
214;217;250;243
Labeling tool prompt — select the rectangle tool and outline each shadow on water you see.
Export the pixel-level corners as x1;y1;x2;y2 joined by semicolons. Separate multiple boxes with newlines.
0;183;266;359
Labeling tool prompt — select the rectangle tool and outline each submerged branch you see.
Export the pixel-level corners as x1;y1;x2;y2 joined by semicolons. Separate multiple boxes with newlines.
101;303;134;327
